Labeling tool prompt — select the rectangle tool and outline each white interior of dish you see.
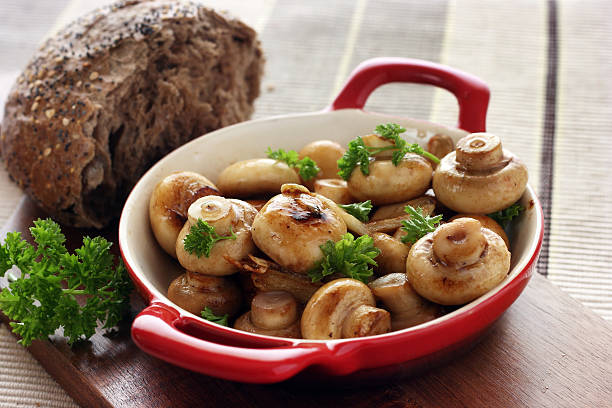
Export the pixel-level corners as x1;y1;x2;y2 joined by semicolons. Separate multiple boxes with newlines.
119;109;542;336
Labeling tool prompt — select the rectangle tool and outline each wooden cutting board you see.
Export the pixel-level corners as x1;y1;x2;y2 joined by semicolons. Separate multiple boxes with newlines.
1;196;611;408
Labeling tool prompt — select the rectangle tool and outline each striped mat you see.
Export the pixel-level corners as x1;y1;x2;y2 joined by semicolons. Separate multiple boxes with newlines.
0;0;610;406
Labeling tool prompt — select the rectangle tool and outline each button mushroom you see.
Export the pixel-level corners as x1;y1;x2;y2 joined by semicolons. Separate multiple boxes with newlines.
313;178;354;204
406;217;511;305
361;133;395;159
167;270;242;318
298;140;345;180
217;158;300;198
427;133;455;166
149;171;220;258
251;184;347;274
348;153;433;206
234;291;301;338
176;196;257;276
450;214;510;249
432;133;528;214
301;278;391;339
369;273;442;331
371;232;410;275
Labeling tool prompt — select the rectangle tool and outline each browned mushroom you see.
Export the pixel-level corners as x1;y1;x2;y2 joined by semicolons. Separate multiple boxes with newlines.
406;217;510;305
251;184;347;274
149;171;220;258
227;254;323;304
234;291;301;338
176;196;257;276
167;270;242;318
433;133;528;214
301;278;391;339
369;273;442;330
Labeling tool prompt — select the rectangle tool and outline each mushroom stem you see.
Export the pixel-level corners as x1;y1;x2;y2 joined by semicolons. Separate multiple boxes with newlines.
432;218;486;267
455;133;503;171
188;195;235;235
251;291;298;330
341;304;391;338
233;291;301;338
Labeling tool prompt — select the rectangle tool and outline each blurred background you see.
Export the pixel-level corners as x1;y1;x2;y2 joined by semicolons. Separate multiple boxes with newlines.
0;0;611;406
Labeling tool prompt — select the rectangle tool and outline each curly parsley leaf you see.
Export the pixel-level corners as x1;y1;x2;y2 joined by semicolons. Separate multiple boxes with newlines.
337;123;440;180
338;200;373;222
308;233;380;284
201;306;229;326
488;203;525;229
183;219;237;258
266;147;320;181
337;137;371;180
0;218;133;346
400;205;443;244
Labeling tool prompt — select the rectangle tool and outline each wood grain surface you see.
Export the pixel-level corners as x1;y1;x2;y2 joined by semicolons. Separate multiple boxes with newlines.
1;196;611;408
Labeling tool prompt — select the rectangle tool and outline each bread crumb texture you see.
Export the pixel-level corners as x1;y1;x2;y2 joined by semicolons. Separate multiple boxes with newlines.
0;0;264;228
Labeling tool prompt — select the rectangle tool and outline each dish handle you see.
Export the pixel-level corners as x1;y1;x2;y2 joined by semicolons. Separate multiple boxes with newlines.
131;301;330;383
327;57;490;133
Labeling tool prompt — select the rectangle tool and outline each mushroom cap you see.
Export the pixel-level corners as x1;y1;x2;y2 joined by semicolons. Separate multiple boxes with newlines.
298;140;345;180
313;178;354;204
217;158;300;198
406;227;510;305
427;133;455;164
369;273;442;331
167;271;242;318
371;232;410;275
149;171;219;258
432;134;528;214
361;133;395;159
176;199;257;276
251;186;347;274
301;278;385;339
347;154;433;205
369;195;437;221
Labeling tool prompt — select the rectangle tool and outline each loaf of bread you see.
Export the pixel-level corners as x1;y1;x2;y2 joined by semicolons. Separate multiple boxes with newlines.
0;0;264;228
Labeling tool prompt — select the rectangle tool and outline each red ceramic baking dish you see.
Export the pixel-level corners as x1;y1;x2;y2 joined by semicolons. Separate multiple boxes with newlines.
119;57;544;384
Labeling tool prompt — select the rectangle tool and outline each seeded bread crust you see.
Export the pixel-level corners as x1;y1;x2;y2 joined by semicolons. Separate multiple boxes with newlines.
0;0;263;228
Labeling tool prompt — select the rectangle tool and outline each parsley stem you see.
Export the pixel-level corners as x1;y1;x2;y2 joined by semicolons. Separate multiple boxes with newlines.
366;145;440;164
421;151;440;164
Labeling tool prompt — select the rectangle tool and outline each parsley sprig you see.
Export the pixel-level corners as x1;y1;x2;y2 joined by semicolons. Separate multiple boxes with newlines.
266;148;320;181
201;306;229;326
0;218;132;346
183;219;237;258
337;123;440;180
488;203;524;229
308;233;380;284
338;200;373;222
400;205;443;244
